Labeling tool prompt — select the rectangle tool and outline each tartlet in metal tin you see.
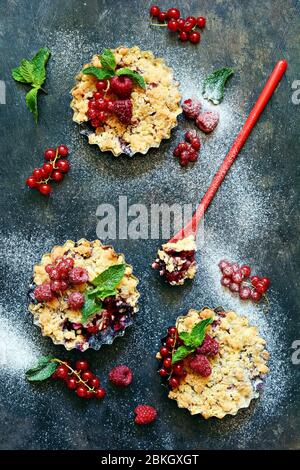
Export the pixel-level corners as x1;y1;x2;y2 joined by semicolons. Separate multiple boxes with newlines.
71;46;182;156
28;239;139;351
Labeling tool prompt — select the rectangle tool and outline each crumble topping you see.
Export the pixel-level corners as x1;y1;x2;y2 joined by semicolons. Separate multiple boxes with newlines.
71;46;182;156
28;239;139;351
159;307;269;419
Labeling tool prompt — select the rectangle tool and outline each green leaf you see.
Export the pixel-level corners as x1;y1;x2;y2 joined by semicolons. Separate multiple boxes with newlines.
100;49;116;71
12;59;35;84
203;67;234;104
116;68;146;89
189;317;214;347
31;47;50;86
81;293;103;324
87;286;117;300
172;345;194;364
26;356;57;381
178;331;195;347
26;87;39;123
82;66;115;80
91;264;126;290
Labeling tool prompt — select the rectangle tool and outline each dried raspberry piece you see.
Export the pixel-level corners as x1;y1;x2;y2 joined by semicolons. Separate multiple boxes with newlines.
189;354;212;377
109;365;133;387
67;292;85;309
182;98;202;119
34;283;54;302
113;99;133;124
196;334;219;356
68;267;89;285
196;111;219;133
134;405;157;425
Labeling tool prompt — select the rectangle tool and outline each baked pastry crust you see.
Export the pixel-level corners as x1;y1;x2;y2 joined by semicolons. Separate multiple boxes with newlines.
71;46;182;156
158;307;269;419
28;239;139;351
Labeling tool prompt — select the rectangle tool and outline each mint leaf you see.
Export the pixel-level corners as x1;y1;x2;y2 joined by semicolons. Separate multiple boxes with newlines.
82;66;115;80
172;345;194;364
26;87;39;123
31;47;50;86
12;59;35;84
116;68;146;89
91;264;126;289
189;317;213;347
26;356;57;381
100;49;116;71
203;67;234;104
178;331;195;347
87;286;117;300
81;293;103;324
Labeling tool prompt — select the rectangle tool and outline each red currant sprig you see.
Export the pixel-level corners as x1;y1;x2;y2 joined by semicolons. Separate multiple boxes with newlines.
173;130;201;166
218;260;270;305
26;145;70;196
150;5;206;44
52;359;106;399
158;326;187;389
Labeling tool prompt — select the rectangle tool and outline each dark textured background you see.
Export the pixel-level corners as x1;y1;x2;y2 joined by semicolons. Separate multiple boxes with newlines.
0;0;299;450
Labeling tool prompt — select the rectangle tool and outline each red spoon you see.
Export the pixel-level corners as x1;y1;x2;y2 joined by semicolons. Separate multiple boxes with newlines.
153;60;287;285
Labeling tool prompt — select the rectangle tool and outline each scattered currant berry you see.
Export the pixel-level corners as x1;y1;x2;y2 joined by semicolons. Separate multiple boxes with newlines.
44;148;56;161
57;145;69;157
197;16;206;28
67;292;85;309
196;111;219;133
38;183;52;196
167;8;180;20
150;5;160;17
189;31;201;44
109;365;133;387
134;405;157;425
75;360;89;371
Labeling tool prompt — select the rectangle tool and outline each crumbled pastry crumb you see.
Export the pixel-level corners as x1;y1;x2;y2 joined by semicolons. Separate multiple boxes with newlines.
28;239;139;351
70;46;182;156
152;235;197;285
168;308;269;419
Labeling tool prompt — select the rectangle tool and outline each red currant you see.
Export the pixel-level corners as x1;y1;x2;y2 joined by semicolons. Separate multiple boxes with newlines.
260;277;270;289
251;289;262;302
240;265;251;278
93;91;103;100
218;259;229;270
178;31;188;41
96;80;109;92
197;16;206;28
42;162;53;176
106;100;115;112
95;387;106;399
251;275;260;287
222;265;233;277
150;5;160;17
255;281;268;294
167;19;178;32
231;263;240;272
44;148;56;161
56;365;69;379
90;377;100;389
98;111;108;122
57;145;69;157
67;376;77;389
75;360;89;371
229;282;240;293
32;168;43;181
177;18;185;30
48;268;61;280
158;11;167;23
50;280;63;292
169;377;179;389
186;16;197;27
168;326;177;336
232;271;244;284
189;31;201;44
183;21;194;32
39;183;52;196
76;385;88;398
26;176;37;188
172;363;184;376
167;8;180;20
160;347;170;358
163;358;172;370
52;170;64;182
56;159;70;173
190;137;201;150
82;370;93;382
166;337;175;348
159;368;168;377
221;276;231;287
239;286;251;300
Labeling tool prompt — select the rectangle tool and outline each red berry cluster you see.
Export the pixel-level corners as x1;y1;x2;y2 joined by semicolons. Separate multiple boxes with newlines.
150;6;206;44
173;130;201;166
87;78;133;127
53;360;106;399
158;326;187;389
34;255;88;308
218;260;270;302
182;97;220;133
26;145;70;196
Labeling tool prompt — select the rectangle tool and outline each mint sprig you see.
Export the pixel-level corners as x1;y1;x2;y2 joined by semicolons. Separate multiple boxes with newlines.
25;355;57;381
81;263;126;324
172;317;213;364
82;49;146;89
202;67;234;105
12;47;50;122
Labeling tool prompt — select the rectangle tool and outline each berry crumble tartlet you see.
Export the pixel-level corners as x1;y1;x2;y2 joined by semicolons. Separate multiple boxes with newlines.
28;239;139;351
152;235;197;285
156;307;269;419
71;46;182;156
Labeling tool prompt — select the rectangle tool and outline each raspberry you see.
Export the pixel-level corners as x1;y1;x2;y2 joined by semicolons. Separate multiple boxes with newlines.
67;292;85;309
110;76;133;98
109;365;133;387
34;283;54;302
69;267;89;285
134;405;157;425
189;354;212;377
182;98;202;119
196;335;219;356
196;111;219;133
184;129;198;142
112;99;133;124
